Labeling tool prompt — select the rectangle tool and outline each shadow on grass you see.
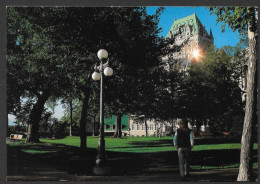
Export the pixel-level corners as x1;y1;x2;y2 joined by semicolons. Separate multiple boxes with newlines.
7;139;258;177
113;137;244;150
128;137;247;148
7;143;98;175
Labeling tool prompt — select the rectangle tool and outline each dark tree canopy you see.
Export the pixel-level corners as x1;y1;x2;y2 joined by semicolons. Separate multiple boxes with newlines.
209;7;258;181
7;7;168;143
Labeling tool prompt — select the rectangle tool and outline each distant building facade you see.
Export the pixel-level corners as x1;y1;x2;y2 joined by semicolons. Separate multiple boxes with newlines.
162;12;214;71
128;117;166;137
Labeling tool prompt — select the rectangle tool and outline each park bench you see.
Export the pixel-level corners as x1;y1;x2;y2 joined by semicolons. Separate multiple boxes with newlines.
10;134;23;142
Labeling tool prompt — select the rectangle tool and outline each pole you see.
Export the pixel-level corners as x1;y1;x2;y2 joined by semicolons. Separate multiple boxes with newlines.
97;61;105;166
70;99;72;136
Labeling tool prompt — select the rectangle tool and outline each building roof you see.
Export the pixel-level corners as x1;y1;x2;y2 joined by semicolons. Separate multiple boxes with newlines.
166;12;212;39
104;115;129;130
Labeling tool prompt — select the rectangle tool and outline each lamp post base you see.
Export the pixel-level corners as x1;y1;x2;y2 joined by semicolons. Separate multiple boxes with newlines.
93;166;112;175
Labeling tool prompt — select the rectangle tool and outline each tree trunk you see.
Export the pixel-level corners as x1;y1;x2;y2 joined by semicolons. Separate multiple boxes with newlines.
171;119;174;135
92;114;97;136
79;90;90;153
113;114;122;138
69;99;73;136
145;118;148;137
26;91;50;143
237;8;257;181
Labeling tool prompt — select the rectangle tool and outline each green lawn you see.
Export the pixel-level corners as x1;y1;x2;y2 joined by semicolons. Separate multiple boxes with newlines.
8;136;258;173
38;136;258;153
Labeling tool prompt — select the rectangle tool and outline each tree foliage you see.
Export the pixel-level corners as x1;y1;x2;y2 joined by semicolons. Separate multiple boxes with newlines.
171;45;243;132
7;7;168;146
209;7;258;181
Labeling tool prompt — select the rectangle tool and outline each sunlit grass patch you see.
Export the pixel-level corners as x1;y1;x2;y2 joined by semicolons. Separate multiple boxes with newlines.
39;136;258;153
21;149;57;154
8;136;258;154
191;162;258;170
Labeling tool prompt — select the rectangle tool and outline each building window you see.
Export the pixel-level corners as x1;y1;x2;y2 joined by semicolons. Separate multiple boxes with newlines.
113;125;115;129
106;125;110;129
132;124;135;130
137;124;140;130
150;125;153;130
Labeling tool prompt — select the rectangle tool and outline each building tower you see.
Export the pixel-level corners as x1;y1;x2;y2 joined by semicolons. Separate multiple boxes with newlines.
163;12;214;71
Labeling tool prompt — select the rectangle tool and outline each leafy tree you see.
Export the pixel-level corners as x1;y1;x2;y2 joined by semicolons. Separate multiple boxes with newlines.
173;45;243;133
14;100;56;138
209;7;258;181
61;101;82;135
55;7;169;149
86;7;167;138
61;98;79;136
7;7;73;142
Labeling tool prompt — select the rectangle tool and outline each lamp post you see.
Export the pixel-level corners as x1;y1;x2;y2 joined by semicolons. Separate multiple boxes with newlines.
92;49;113;172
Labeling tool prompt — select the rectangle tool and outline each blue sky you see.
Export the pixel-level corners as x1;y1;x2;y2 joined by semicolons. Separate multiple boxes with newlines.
8;7;241;125
147;6;240;48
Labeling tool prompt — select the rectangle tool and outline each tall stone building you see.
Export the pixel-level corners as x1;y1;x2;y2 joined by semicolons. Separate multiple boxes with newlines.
163;12;214;71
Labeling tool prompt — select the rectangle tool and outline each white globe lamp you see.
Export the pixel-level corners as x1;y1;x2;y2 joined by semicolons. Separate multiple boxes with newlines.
104;67;113;76
97;49;108;60
92;71;101;81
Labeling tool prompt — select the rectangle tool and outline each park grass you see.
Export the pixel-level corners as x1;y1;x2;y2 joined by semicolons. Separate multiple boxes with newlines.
7;136;258;172
9;136;258;154
21;149;57;154
9;136;258;153
190;162;258;171
38;136;258;153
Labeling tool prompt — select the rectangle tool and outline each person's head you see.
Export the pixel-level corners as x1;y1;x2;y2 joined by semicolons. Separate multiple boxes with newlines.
180;119;188;128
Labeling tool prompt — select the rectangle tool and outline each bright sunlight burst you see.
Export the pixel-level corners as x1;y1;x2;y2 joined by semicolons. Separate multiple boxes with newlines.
192;49;201;59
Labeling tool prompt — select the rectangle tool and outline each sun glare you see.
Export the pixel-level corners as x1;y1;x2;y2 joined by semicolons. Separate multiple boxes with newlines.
192;49;200;59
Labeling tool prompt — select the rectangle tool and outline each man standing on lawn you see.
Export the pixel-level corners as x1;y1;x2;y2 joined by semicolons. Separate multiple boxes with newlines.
173;119;194;179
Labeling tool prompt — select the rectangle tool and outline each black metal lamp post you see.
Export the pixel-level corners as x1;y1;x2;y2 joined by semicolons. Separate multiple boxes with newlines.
92;49;113;170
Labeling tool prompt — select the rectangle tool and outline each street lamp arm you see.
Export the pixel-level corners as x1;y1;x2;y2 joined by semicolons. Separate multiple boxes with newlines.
104;58;109;66
96;58;109;71
94;63;98;71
